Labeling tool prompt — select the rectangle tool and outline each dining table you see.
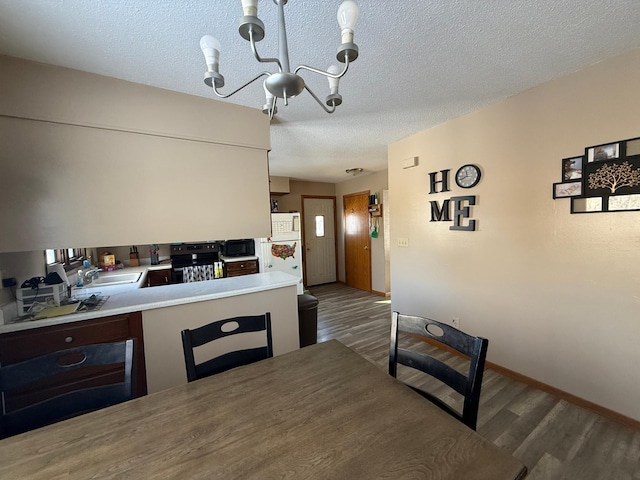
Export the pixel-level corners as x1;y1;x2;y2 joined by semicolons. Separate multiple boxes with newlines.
0;339;527;479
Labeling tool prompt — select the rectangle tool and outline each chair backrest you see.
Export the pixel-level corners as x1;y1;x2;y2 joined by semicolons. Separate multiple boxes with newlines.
181;313;273;382
0;339;134;438
389;311;488;430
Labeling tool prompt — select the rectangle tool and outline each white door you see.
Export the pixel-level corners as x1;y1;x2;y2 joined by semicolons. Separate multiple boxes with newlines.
303;197;337;286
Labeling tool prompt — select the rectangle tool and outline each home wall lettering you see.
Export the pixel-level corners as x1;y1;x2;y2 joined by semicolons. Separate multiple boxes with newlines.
553;136;640;213
428;164;482;231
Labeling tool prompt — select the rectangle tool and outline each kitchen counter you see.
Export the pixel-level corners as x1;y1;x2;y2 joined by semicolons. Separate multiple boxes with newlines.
0;270;300;334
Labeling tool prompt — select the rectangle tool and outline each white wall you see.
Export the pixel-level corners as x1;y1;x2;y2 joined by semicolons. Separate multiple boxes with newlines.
389;48;640;422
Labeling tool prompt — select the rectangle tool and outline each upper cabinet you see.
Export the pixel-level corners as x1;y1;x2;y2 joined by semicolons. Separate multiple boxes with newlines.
0;56;272;252
269;176;290;196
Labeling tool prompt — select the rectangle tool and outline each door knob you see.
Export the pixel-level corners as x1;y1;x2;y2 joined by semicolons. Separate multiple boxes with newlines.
364;245;368;250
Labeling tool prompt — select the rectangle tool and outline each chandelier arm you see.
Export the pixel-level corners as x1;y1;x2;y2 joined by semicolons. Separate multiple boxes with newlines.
294;55;350;79
212;71;272;99
269;97;278;120
249;29;282;71
304;85;336;114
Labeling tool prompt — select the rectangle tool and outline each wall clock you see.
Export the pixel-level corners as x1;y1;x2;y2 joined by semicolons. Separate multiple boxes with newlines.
455;164;482;189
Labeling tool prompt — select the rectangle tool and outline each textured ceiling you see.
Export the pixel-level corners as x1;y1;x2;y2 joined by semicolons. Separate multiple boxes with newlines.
1;1;640;183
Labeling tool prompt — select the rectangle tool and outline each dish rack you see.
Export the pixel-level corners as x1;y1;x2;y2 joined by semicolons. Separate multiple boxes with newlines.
16;283;68;315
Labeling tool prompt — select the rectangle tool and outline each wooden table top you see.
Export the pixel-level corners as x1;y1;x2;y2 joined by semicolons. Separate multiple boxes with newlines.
0;340;527;479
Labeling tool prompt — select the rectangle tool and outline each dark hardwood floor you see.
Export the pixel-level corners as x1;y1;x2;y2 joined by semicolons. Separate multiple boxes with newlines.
308;282;640;480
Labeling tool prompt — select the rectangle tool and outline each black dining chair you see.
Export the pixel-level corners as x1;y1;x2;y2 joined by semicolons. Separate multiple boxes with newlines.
389;311;489;430
181;313;273;382
0;339;134;438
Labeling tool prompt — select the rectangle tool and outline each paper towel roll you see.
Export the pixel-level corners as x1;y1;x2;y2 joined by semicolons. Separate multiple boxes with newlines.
49;263;70;287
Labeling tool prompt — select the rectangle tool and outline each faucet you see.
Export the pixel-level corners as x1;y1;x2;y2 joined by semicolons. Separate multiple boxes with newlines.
84;268;101;284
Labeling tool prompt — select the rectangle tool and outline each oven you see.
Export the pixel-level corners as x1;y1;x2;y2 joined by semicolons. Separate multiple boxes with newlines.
170;243;221;283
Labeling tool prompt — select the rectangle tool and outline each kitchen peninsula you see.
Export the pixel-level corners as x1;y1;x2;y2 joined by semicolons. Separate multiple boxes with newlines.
0;271;300;394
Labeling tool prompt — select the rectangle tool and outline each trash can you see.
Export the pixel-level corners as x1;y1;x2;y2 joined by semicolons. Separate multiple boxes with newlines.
297;294;319;348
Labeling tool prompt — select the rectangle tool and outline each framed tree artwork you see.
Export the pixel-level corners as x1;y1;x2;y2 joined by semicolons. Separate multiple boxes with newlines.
554;136;640;213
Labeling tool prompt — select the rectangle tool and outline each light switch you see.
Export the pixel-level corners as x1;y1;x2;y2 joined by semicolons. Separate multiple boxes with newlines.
397;238;409;248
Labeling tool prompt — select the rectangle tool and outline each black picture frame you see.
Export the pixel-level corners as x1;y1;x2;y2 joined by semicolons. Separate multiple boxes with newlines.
553;181;582;199
586;142;620;163
625;137;640;158
561;156;583;182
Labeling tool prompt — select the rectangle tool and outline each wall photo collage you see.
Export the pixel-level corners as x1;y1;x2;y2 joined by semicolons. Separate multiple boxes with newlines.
553;136;640;213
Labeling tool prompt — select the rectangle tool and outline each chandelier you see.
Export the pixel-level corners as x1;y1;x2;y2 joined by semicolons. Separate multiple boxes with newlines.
199;0;360;119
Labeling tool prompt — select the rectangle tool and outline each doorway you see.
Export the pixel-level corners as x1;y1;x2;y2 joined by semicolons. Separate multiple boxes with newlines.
302;196;337;286
343;191;371;291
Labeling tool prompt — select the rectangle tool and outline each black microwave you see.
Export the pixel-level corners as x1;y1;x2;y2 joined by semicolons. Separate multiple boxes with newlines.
221;239;255;257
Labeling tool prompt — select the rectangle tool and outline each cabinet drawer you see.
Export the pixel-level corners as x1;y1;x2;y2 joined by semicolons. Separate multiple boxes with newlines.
0;315;131;365
0;312;147;398
225;260;258;277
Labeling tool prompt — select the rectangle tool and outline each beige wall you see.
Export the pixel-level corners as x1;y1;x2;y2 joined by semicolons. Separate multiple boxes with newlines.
388;48;640;421
273;180;335;213
336;170;389;294
142;285;299;393
0;55;272;253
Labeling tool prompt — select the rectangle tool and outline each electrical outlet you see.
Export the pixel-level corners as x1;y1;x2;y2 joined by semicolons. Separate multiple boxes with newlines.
452;317;460;329
397;238;409;248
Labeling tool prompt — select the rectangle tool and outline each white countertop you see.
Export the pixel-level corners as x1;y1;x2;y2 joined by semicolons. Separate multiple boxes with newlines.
0;270;299;334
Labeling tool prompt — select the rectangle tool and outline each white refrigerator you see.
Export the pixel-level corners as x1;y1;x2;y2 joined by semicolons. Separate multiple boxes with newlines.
259;213;304;294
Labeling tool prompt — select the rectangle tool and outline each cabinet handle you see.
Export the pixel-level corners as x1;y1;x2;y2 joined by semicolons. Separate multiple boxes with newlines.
65;336;73;343
240;264;245;268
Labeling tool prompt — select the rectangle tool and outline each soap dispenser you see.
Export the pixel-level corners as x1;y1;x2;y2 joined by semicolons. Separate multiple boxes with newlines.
76;270;84;288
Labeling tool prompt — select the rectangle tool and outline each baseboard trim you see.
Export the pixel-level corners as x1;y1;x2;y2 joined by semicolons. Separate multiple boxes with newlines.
485;361;640;430
370;289;390;297
332;281;389;297
415;335;640;430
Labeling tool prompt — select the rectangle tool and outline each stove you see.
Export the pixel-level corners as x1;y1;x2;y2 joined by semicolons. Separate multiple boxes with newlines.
170;242;221;283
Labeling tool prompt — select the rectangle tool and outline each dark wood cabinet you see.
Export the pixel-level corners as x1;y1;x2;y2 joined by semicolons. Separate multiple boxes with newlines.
224;259;259;277
0;313;147;399
144;268;172;287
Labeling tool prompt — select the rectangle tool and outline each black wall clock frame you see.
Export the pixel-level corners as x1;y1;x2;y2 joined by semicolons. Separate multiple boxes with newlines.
454;164;482;189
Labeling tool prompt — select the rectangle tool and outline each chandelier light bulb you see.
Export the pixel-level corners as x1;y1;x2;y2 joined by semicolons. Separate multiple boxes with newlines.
262;79;277;116
241;0;258;17
200;35;221;69
327;64;341;94
337;0;359;44
263;80;275;101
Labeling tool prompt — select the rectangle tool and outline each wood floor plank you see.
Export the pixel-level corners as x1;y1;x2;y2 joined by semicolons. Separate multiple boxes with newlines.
309;283;640;479
525;453;564;480
493;388;559;454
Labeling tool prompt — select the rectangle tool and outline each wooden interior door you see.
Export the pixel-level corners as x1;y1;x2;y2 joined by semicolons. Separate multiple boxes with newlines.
343;191;371;291
302;197;337;286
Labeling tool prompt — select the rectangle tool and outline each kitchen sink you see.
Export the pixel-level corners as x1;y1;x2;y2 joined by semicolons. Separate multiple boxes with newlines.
88;272;142;286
